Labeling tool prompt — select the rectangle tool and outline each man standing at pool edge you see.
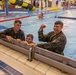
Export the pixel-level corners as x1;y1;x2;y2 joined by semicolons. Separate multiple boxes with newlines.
37;21;67;55
0;20;25;42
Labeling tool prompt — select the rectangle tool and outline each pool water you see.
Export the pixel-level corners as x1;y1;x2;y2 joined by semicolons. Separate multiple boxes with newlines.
0;10;76;59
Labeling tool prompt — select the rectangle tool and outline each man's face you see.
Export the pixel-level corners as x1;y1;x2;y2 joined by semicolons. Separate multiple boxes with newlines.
53;24;63;34
14;22;21;32
26;36;33;43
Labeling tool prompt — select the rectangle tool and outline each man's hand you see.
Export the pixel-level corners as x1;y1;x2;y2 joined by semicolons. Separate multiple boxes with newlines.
40;24;46;30
28;43;37;47
21;41;28;45
16;39;22;43
6;36;14;41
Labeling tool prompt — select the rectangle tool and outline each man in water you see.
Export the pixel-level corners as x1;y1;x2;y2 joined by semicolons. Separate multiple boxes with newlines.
37;21;67;55
0;20;25;42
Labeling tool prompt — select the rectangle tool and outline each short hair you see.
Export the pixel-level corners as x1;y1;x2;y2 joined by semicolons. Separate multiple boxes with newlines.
27;34;33;40
14;20;22;24
54;21;63;27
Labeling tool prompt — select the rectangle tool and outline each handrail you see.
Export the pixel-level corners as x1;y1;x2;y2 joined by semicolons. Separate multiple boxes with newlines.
34;47;76;75
0;38;30;56
0;38;76;75
28;48;32;61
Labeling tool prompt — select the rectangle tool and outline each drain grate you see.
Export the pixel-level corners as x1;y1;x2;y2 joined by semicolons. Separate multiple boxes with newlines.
0;60;23;75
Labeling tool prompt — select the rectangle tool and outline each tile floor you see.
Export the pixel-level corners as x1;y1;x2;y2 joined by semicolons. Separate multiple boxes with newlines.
0;44;70;75
0;60;22;75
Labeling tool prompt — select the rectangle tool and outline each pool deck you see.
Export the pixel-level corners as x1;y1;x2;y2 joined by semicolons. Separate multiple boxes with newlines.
0;44;69;75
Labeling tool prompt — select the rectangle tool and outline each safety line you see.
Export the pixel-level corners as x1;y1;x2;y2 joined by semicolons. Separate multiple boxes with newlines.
58;16;76;20
0;16;29;22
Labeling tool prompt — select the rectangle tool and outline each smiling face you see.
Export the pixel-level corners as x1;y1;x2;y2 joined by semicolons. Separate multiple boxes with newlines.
25;34;33;43
26;36;33;43
14;22;21;32
53;24;63;34
13;20;22;33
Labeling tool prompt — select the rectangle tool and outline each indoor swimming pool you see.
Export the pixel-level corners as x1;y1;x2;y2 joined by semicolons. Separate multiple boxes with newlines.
0;9;76;60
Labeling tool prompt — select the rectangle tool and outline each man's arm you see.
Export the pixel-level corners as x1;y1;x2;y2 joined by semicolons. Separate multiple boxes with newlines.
38;24;49;42
0;28;15;41
0;28;11;38
38;34;66;54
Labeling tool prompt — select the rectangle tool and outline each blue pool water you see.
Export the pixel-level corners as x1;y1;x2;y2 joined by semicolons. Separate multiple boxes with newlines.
0;10;76;59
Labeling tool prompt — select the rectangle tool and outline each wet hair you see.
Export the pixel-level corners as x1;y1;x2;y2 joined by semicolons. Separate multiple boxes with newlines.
54;21;63;27
14;20;22;24
26;34;33;40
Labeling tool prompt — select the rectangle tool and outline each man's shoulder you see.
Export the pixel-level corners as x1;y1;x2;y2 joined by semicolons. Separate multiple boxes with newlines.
19;29;24;33
19;29;23;32
48;31;54;34
60;31;66;39
61;31;66;36
5;27;13;31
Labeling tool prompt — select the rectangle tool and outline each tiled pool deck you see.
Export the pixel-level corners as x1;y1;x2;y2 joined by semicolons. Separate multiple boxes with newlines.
0;60;22;75
0;44;70;75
